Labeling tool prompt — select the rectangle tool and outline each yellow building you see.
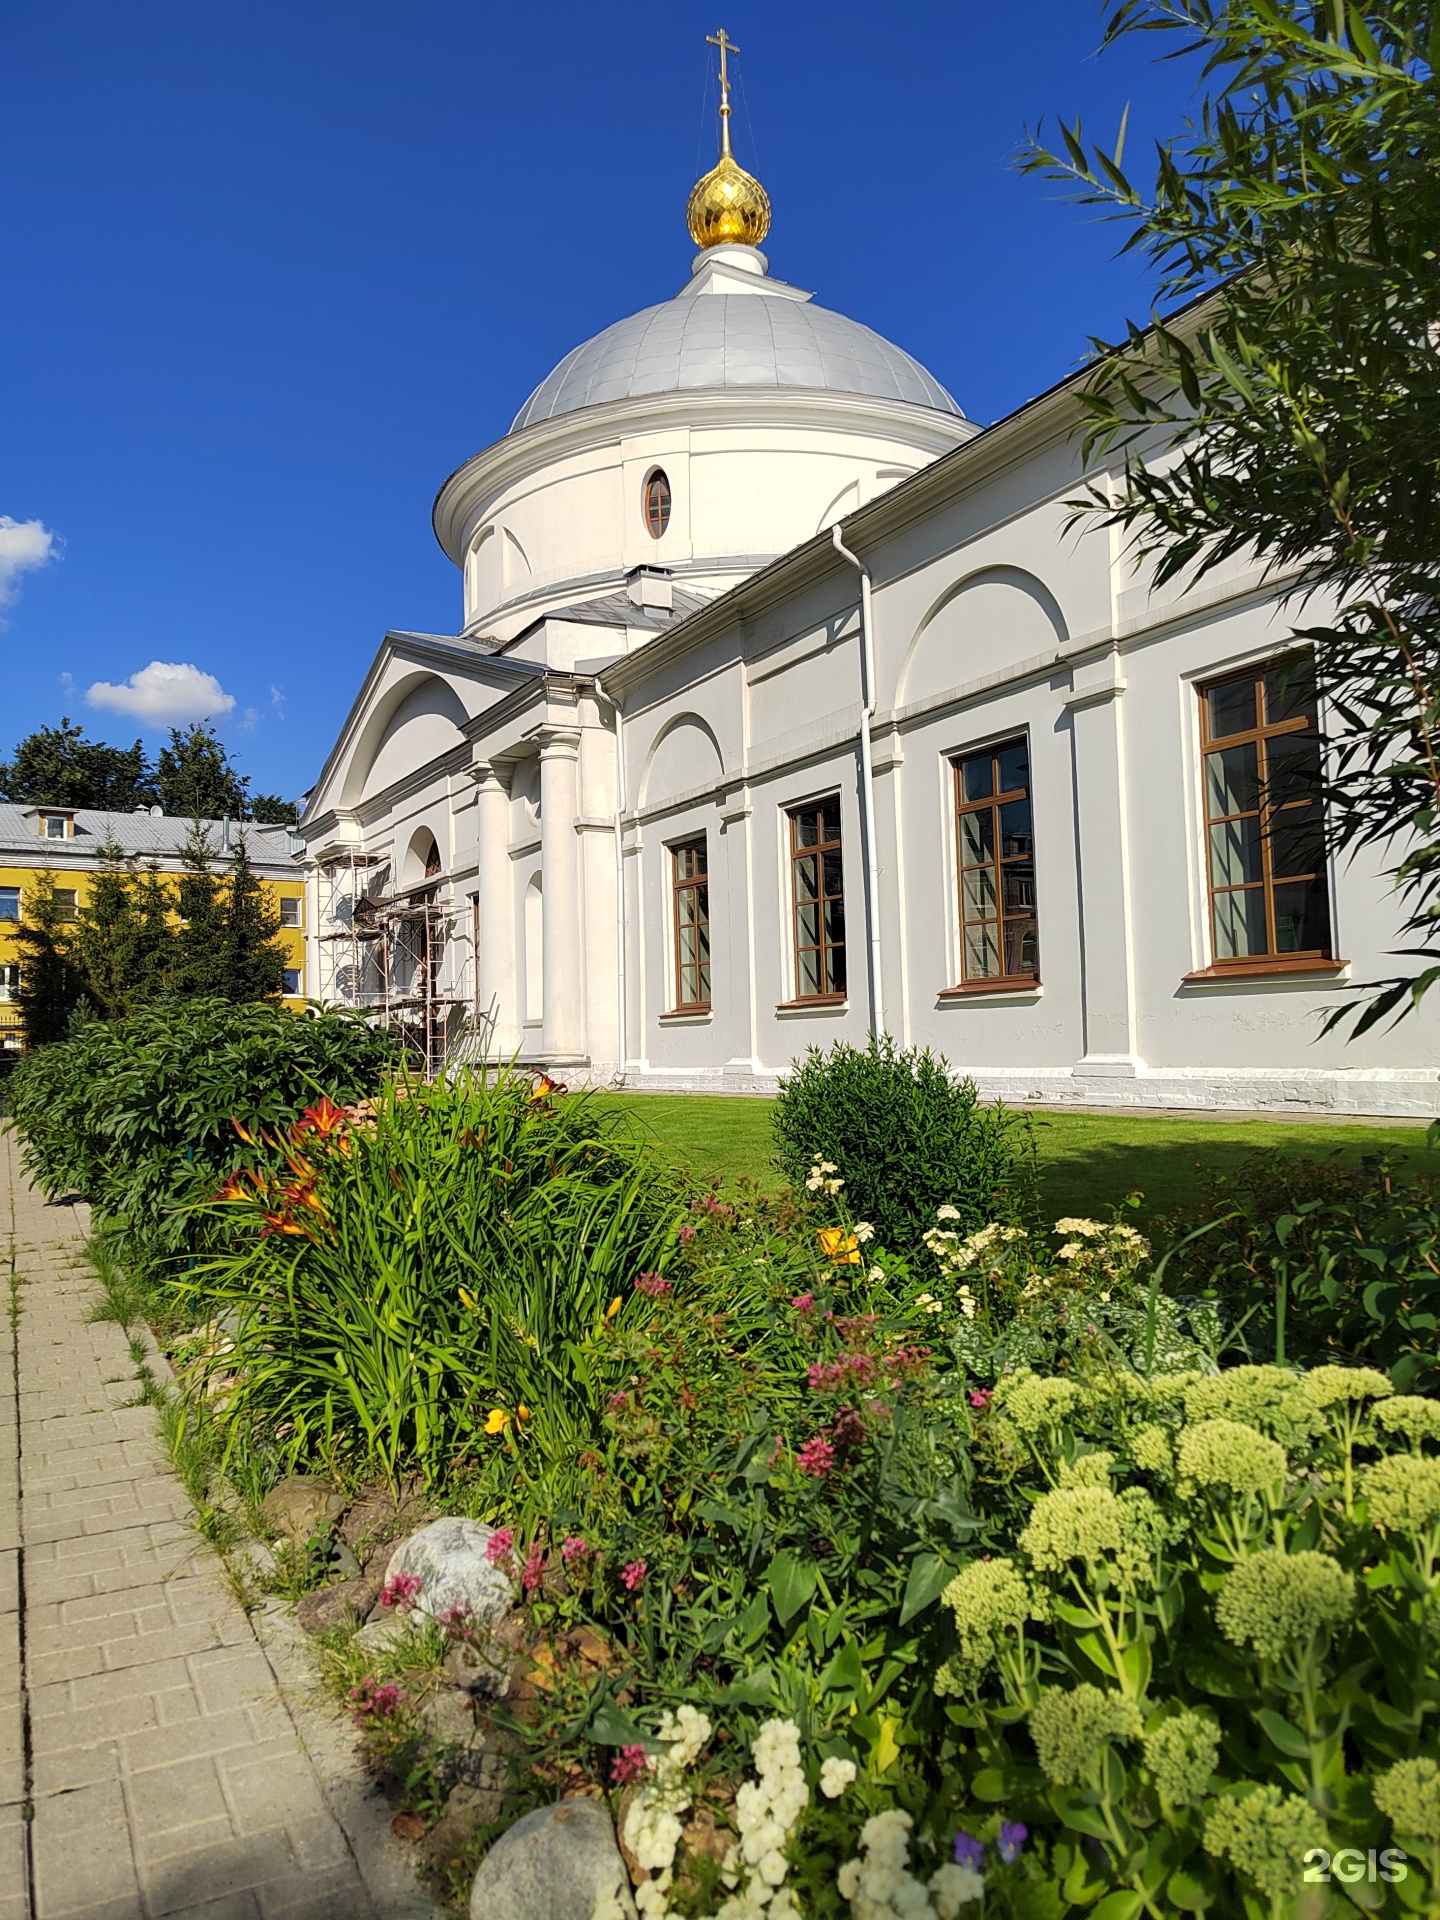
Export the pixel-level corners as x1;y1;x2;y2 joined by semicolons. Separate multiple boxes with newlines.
0;804;307;1051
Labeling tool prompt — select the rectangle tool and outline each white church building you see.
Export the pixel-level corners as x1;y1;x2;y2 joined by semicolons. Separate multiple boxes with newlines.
299;48;1438;1118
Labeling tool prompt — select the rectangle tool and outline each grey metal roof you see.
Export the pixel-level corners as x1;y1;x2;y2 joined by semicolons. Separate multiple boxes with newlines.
512;293;963;431
0;806;302;872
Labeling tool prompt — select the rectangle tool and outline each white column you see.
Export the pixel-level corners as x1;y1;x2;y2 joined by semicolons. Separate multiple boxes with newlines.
538;728;585;1063
1066;654;1140;1081
472;761;517;1057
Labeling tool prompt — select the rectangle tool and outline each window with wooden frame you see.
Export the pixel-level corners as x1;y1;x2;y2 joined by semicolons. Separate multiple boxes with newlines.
1197;658;1333;972
643;469;672;540
787;797;846;1001
949;737;1039;989
670;837;711;1010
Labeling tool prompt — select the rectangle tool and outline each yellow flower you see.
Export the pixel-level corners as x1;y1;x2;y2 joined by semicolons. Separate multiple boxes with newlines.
458;1286;479;1312
817;1227;861;1265
605;1296;622;1321
517;1404;531;1421
484;1408;510;1435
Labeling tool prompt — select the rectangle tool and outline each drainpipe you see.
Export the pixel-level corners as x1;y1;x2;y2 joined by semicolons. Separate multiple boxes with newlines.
831;523;885;1036
596;669;628;1082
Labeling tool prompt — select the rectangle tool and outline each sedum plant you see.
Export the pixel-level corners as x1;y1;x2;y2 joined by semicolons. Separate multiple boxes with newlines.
932;1363;1440;1917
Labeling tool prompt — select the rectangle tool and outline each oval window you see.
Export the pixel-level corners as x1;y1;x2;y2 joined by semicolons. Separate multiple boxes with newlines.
643;469;671;540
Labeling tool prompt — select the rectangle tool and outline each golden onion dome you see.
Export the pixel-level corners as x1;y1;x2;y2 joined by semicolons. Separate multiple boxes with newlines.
687;152;771;250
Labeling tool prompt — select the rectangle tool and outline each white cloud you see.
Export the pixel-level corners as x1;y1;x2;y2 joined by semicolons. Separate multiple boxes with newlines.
86;660;237;727
0;515;59;617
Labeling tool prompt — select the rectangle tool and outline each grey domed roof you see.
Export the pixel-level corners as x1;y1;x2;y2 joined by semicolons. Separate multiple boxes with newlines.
512;287;962;432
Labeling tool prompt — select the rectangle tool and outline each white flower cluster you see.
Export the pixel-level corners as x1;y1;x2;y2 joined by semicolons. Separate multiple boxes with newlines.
714;1718;811;1920
622;1705;714;1918
837;1810;982;1920
820;1756;858;1799
923;1217;1026;1279
806;1155;845;1196
913;1293;944;1317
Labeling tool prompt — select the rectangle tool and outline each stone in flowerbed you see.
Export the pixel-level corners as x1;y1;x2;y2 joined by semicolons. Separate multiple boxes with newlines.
259;1474;346;1542
382;1517;515;1630
295;1576;382;1638
467;1797;636;1920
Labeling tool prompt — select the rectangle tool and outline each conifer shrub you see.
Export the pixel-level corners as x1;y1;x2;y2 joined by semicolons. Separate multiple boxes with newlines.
7;998;395;1264
772;1034;1034;1255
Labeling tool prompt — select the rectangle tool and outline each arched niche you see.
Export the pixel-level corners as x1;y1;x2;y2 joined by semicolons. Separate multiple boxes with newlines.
524;873;544;1022
895;567;1068;711
638;713;725;809
401;826;442;889
468;526;499;618
343;672;472;805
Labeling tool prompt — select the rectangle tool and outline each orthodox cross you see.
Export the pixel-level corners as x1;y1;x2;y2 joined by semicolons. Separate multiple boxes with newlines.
707;28;739;155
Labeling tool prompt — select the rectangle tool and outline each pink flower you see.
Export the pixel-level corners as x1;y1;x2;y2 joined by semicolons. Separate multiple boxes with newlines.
621;1558;647;1592
768;1434;786;1466
678;1225;696;1247
485;1527;516;1566
607;1391;630;1415
797;1436;836;1478
349;1680;407;1722
522;1541;547;1596
561;1535;589;1563
436;1604;475;1642
791;1292;815;1314
610;1743;649;1786
634;1271;673;1297
969;1388;993;1410
380;1570;423;1611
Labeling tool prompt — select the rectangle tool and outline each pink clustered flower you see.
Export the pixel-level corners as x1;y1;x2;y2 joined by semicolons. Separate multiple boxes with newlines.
791;1292;815;1315
610;1744;650;1786
969;1388;993;1411
379;1570;423;1612
349;1680;407;1723
607;1391;630;1415
677;1225;697;1247
522;1541;547;1596
436;1604;476;1643
797;1436;836;1479
485;1527;516;1566
808;1351;880;1394
621;1558;647;1593
561;1535;589;1563
634;1271;672;1297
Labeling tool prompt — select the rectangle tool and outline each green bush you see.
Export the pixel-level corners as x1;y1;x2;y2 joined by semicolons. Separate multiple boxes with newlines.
772;1033;1035;1255
1164;1151;1440;1393
188;1070;689;1487
6;998;395;1264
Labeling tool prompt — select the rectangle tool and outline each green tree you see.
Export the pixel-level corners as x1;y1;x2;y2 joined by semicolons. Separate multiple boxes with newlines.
13;872;88;1046
171;825;228;999
156;724;250;820
0;720;157;810
71;839;139;1019
250;793;300;825
129;863;177;1003
1024;0;1440;1032
217;832;286;1003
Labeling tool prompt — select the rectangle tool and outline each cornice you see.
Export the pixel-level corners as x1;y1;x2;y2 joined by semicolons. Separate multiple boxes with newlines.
432;388;976;563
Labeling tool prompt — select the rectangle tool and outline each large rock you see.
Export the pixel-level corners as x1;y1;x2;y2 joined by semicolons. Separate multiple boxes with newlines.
383;1518;514;1631
469;1799;637;1920
259;1475;345;1542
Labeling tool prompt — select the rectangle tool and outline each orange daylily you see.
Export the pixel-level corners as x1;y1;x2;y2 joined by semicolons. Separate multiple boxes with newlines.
290;1096;347;1144
817;1227;862;1265
530;1074;567;1101
605;1296;622;1321
484;1408;510;1435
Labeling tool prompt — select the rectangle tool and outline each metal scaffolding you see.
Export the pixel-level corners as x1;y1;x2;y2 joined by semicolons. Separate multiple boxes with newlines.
314;851;490;1077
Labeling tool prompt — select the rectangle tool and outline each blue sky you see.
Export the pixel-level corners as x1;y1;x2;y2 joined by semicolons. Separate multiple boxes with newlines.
1;1;1200;804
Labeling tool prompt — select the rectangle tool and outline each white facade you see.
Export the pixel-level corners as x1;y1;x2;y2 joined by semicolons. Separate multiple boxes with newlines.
301;235;1440;1117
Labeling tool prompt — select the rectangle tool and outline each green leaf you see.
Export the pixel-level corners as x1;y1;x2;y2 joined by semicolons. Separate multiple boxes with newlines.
1254;1708;1313;1758
588;1701;645;1746
1166;1866;1218;1912
1090;1891;1146;1920
969;1768;1010;1802
1047;1787;1114;1842
719;1667;774;1707
818;1638;864;1699
899;1552;953;1626
765;1548;818;1629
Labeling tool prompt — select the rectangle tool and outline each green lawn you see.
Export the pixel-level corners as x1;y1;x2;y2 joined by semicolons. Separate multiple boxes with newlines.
601;1092;1435;1226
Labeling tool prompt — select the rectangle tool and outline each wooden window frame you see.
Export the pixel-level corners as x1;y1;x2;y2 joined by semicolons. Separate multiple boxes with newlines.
943;737;1040;995
1189;658;1339;981
782;797;847;1006
643;469;672;541
52;888;78;923
669;836;711;1013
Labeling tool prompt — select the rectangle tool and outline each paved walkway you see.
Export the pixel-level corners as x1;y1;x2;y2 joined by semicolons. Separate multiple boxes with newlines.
0;1128;386;1920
